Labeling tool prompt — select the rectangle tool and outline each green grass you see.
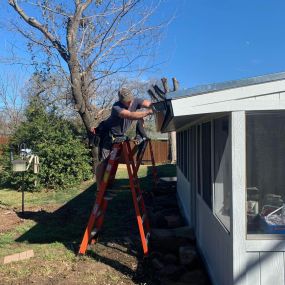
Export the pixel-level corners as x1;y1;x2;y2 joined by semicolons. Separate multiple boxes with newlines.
0;164;176;283
0;180;94;209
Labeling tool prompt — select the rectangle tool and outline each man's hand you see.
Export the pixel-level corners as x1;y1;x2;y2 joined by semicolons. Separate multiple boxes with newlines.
141;99;152;108
146;109;153;115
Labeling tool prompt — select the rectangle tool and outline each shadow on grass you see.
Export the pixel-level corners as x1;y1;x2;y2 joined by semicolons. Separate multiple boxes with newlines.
15;164;176;284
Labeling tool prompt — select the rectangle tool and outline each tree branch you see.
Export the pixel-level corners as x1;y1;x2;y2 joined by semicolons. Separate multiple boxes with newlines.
8;0;70;61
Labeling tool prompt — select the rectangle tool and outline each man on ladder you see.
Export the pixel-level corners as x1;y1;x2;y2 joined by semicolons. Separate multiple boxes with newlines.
79;87;155;256
93;87;153;187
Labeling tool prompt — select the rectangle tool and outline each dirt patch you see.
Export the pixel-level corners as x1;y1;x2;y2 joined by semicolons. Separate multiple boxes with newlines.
0;207;23;233
0;204;62;233
0;241;148;285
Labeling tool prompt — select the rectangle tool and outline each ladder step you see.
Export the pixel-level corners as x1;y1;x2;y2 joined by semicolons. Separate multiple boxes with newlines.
79;139;155;257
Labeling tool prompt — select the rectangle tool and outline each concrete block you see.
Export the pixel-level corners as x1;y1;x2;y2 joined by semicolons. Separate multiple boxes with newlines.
3;250;34;264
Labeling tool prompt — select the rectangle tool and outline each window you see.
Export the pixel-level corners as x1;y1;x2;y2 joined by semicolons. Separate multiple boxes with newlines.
177;130;191;180
183;130;188;178
246;111;285;235
197;125;201;195
213;116;231;231
181;131;185;174
201;122;212;209
177;132;181;170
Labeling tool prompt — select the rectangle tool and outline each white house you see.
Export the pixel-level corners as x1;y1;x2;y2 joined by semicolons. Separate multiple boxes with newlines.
153;72;285;285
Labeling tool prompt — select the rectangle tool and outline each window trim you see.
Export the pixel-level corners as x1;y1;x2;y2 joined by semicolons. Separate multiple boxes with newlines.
246;110;285;241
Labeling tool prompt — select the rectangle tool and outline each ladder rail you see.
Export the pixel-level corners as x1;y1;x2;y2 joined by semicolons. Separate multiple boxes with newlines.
79;138;153;256
78;144;120;255
134;140;148;173
148;140;159;188
122;142;149;255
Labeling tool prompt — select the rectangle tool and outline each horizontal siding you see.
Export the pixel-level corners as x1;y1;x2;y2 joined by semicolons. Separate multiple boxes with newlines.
197;196;232;285
177;167;191;225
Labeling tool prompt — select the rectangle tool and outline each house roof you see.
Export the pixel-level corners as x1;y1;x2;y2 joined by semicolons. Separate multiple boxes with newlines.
154;71;285;132
166;71;285;100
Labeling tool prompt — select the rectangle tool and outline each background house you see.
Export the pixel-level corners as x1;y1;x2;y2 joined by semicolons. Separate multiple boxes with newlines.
154;71;285;285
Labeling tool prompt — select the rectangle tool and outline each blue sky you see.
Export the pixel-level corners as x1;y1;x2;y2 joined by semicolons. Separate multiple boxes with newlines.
155;0;285;88
1;0;285;89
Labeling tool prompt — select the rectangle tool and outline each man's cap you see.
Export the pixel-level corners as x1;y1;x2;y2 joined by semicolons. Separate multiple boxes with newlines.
118;87;133;102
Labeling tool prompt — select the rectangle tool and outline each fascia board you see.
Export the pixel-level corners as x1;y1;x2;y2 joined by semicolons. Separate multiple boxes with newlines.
172;79;285;117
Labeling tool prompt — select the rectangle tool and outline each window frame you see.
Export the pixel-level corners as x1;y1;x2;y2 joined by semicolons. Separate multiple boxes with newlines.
246;110;285;240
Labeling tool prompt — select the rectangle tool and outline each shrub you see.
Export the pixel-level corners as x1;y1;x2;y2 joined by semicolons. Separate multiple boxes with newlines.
0;97;92;191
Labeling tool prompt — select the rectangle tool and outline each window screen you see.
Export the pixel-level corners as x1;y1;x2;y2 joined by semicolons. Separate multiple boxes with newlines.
213;116;231;231
177;132;181;170
197;125;201;195
183;130;188;178
202;122;212;209
246;111;285;235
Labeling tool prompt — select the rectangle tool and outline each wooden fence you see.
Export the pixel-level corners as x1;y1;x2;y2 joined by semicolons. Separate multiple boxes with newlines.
0;136;9;155
131;140;169;164
0;136;9;145
0;136;169;163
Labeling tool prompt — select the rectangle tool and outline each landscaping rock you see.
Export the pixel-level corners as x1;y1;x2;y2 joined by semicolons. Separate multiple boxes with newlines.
157;264;184;280
154;181;177;195
149;251;163;260
179;246;197;265
173;226;195;241
163;253;179;264
151;227;195;241
151;238;190;255
153;194;178;208
179;270;208;284
152;212;168;228
164;214;184;228
160;278;189;285
160;269;209;285
151;258;164;270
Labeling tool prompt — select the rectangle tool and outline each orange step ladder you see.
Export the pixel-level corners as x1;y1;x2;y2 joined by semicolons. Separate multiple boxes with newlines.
78;137;157;256
134;138;159;189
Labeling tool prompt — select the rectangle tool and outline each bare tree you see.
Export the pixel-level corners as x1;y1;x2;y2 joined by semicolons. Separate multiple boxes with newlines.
0;73;25;134
7;0;166;167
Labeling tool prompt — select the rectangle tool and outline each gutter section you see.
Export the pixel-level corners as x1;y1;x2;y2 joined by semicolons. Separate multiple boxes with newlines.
152;99;174;133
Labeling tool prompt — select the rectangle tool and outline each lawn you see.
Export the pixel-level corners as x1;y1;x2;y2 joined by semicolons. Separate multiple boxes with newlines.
0;164;175;285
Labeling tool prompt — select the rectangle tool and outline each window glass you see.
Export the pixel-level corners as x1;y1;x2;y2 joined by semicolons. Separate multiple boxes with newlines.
177;132;181;170
197;125;201;195
247;111;285;235
214;116;231;231
182;131;185;175
184;130;188;178
202;122;212;209
190;126;197;228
